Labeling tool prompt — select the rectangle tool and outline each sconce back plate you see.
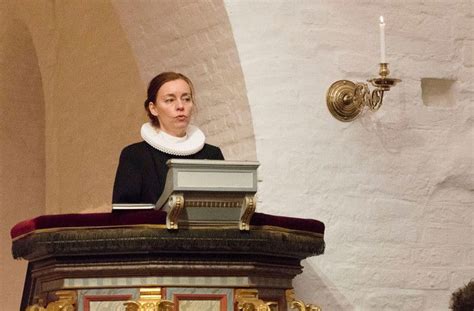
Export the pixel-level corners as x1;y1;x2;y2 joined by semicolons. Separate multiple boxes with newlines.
326;80;362;122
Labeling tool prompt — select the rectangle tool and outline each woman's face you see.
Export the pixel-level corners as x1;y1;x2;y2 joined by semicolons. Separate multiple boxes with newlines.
149;79;193;137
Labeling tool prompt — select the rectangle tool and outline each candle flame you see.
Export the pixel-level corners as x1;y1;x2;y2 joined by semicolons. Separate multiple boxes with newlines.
380;16;385;24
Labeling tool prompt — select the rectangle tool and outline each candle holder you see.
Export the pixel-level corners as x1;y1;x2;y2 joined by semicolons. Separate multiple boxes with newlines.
326;63;401;122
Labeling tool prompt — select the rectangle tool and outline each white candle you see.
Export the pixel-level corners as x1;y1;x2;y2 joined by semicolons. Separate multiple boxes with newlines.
379;16;386;63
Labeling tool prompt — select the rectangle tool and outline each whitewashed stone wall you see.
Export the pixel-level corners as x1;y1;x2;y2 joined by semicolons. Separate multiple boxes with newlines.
223;1;473;310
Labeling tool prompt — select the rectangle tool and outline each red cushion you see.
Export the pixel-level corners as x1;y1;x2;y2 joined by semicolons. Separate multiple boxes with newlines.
10;210;324;239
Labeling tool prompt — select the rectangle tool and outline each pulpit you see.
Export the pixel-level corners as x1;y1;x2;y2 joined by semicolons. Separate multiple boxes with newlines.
11;161;325;310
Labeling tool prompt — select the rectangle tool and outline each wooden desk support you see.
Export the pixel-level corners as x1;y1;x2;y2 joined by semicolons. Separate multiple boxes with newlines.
158;160;260;231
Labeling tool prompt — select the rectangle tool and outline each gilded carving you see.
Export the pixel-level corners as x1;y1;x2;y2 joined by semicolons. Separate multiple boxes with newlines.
186;199;242;208
25;291;76;311
25;304;46;311
286;289;321;311
124;288;174;311
235;289;274;311
166;193;184;229
123;301;174;311
240;194;256;230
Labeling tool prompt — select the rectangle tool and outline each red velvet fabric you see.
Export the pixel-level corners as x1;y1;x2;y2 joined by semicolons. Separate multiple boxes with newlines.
10;210;324;239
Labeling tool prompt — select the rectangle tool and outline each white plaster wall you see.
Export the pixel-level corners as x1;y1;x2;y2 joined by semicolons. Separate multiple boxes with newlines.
223;0;473;310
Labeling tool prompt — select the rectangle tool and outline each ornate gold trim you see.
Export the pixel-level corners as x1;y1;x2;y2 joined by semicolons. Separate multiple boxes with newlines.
25;304;46;311
286;289;321;311
124;288;174;311
240;194;256;231
165;193;184;229
235;289;275;311
26;290;76;311
185;199;242;208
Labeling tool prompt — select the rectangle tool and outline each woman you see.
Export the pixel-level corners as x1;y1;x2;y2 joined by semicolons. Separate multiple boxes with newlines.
112;72;224;204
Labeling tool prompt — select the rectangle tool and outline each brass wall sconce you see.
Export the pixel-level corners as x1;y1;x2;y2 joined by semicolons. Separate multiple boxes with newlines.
326;63;401;122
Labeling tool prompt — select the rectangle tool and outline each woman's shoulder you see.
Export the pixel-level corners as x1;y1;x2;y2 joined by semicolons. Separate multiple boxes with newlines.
119;141;150;159
202;143;220;152
200;143;225;160
121;141;149;151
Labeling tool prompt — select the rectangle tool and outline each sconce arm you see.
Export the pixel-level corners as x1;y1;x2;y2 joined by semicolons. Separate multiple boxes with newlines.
326;63;400;122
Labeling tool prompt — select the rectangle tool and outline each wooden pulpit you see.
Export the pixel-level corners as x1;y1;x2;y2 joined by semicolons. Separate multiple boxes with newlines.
11;160;325;311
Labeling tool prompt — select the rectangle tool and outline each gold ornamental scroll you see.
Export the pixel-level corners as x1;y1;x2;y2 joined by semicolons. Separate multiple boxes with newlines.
124;288;174;311
25;290;76;311
286;289;321;311
235;289;277;311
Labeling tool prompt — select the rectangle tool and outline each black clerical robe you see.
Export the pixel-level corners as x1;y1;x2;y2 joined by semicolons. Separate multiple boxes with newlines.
112;141;224;204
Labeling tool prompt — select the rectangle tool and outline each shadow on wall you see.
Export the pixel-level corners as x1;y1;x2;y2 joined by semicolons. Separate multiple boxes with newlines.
0;4;45;310
293;261;354;311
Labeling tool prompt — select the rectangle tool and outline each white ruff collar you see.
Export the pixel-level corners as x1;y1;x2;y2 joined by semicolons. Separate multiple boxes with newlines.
140;123;205;156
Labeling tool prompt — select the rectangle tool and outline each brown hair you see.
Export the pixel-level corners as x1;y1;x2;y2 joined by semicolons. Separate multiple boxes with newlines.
144;72;195;127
